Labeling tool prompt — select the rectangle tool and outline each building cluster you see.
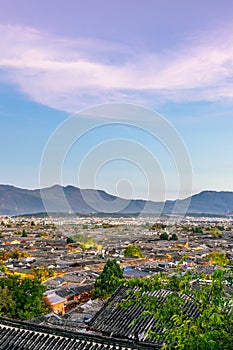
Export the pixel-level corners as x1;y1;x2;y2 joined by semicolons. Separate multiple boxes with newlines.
0;215;232;317
0;214;232;348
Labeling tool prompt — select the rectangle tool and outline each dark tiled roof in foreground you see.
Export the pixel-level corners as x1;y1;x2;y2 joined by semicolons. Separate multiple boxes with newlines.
0;317;156;350
89;286;199;344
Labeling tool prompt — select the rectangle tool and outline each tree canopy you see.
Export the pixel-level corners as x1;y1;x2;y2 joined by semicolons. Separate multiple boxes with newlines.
170;233;178;240
32;266;55;281
125;269;233;350
93;259;124;299
124;245;144;258
68;233;101;250
0;275;51;320
209;227;222;237
205;251;229;267
160;232;169;240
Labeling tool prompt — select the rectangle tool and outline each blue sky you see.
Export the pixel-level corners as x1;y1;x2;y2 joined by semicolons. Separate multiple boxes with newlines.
0;0;233;200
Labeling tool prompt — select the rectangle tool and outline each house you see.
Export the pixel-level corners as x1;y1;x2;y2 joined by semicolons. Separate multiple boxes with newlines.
44;291;66;314
45;284;94;314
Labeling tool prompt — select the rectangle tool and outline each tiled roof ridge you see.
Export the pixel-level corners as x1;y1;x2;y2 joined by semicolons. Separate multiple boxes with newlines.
0;317;157;349
88;285;199;344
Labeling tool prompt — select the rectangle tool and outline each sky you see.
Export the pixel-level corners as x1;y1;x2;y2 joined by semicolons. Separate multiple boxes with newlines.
0;0;233;201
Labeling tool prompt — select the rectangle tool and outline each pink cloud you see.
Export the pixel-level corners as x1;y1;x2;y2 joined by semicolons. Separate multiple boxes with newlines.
1;24;233;111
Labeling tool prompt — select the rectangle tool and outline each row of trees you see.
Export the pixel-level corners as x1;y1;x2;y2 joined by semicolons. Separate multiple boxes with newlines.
0;248;31;262
160;232;178;240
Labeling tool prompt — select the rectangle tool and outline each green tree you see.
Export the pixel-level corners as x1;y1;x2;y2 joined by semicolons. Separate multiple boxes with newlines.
210;227;222;237
66;237;75;244
0;250;12;263
124;245;144;258
192;226;203;234
178;253;188;265
12;249;22;259
206;251;229;267
170;233;178;241
0;275;51;320
32;266;55;281
71;233;100;249
150;223;167;230
160;232;169;240
125;269;233;349
0;285;16;315
216;225;224;231
0;265;7;273
93;259;124;299
11;249;30;260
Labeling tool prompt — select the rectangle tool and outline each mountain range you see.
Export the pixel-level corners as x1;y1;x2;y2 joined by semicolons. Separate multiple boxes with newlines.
0;184;233;216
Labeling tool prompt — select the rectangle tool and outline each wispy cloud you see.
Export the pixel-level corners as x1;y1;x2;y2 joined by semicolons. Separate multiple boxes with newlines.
1;24;233;112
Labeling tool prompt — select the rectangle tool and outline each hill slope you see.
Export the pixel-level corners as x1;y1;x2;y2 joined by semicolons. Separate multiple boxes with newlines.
0;185;232;215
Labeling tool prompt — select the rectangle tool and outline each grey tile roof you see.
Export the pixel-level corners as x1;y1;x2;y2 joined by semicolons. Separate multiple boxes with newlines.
44;291;66;305
88;286;199;344
0;317;156;349
123;269;149;279
56;284;94;298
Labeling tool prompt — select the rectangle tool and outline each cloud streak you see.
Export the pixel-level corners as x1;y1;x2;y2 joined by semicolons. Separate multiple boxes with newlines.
1;24;233;111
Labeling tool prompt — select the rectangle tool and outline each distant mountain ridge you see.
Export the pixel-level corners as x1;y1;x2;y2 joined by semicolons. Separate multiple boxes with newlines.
0;184;232;216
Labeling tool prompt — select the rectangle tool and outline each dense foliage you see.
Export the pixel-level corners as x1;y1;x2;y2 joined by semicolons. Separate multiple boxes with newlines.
124;245;144;258
68;233;100;250
126;269;233;350
0;275;51;320
32;266;55;281
93;259;124;299
0;249;30;262
150;223;167;230
209;227;222;237
160;232;169;240
205;251;229;266
191;226;203;234
170;233;178;240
